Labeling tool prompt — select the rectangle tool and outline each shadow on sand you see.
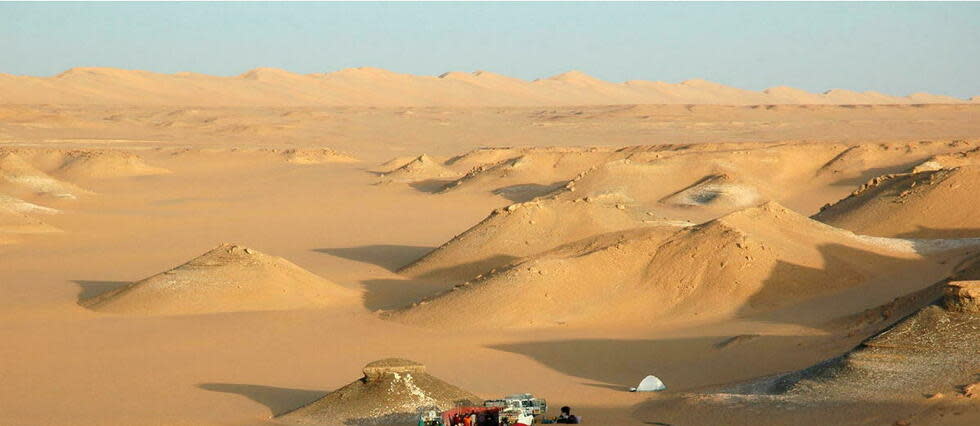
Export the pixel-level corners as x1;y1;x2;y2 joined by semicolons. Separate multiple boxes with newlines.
359;278;453;311
894;226;980;239
72;280;130;303
489;334;832;393
313;244;433;272
409;178;457;193
197;383;326;416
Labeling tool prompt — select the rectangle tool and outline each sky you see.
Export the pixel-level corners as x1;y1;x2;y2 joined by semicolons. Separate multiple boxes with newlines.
1;2;978;98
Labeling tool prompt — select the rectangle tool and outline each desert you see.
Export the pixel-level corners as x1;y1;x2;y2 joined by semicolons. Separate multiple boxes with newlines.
1;66;979;425
2;3;980;423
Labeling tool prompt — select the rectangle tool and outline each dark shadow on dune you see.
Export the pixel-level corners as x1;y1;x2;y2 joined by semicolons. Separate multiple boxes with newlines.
73;280;130;302
826;164;919;188
635;306;980;425
581;382;632;392
362;255;523;311
894;226;980;239
359;278;455;311
491;182;565;202
489;335;826;393
409;178;458;193
733;243;943;331
400;254;521;283
197;383;326;416
313;245;434;272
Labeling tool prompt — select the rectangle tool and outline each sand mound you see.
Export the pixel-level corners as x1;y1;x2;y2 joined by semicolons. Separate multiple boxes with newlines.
814;166;980;238
372;155;424;174
439;148;615;195
402;143;858;283
399;197;645;283
0;204;60;235
81;243;357;315
278;358;480;425
640;278;980;425
746;279;979;403
280;148;359;164
0;151;87;198
0;194;59;215
910;146;980;172
393;202;922;329
444;147;523;172
49;150;170;179
53;150;169;179
814;141;977;182
377;154;457;183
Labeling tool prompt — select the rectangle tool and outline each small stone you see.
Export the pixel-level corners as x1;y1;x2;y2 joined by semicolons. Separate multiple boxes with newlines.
964;382;980;398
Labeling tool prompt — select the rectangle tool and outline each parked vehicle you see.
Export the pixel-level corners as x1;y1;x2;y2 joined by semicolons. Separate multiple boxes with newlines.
484;393;547;418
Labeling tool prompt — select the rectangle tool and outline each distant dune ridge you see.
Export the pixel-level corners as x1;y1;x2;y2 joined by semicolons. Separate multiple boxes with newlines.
0;67;975;106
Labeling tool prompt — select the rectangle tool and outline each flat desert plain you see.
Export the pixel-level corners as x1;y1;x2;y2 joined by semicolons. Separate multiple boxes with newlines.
1;69;980;426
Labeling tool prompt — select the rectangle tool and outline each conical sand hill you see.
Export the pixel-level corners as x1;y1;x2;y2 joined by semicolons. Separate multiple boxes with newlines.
81;243;357;315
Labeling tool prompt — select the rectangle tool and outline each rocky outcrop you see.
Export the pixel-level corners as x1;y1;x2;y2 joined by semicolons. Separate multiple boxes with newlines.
944;281;980;313
278;358;480;425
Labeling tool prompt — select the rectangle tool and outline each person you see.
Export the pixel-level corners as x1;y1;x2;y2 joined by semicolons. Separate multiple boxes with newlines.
555;406;580;424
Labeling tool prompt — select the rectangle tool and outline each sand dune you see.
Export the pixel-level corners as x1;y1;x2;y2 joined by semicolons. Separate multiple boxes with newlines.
81;243;357;315
814;165;980;238
392;202;932;329
399;197;645;283
0;67;974;106
0;202;60;238
400;141;980;283
639;277;980;426
911;146;980;172
0;150;88;198
280;148;359;165
439;147;615;196
278;358;480;425
4;92;980;426
377;154;458;184
48;150;169;179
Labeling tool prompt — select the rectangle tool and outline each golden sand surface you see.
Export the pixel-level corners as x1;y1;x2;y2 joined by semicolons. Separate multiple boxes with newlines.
2;100;979;425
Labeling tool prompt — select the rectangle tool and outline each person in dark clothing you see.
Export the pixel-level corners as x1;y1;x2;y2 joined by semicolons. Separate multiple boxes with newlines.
555;406;580;424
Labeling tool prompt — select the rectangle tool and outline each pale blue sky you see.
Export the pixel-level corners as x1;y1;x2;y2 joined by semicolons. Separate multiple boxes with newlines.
1;2;977;97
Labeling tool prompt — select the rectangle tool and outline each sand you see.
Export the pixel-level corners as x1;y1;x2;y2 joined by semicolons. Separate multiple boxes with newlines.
1;84;980;426
636;278;980;426
81;243;359;315
1;67;977;106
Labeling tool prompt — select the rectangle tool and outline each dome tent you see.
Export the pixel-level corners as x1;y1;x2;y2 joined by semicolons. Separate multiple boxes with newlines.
631;375;667;392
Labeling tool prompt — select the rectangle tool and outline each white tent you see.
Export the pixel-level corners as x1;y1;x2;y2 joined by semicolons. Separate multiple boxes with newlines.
632;375;667;392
